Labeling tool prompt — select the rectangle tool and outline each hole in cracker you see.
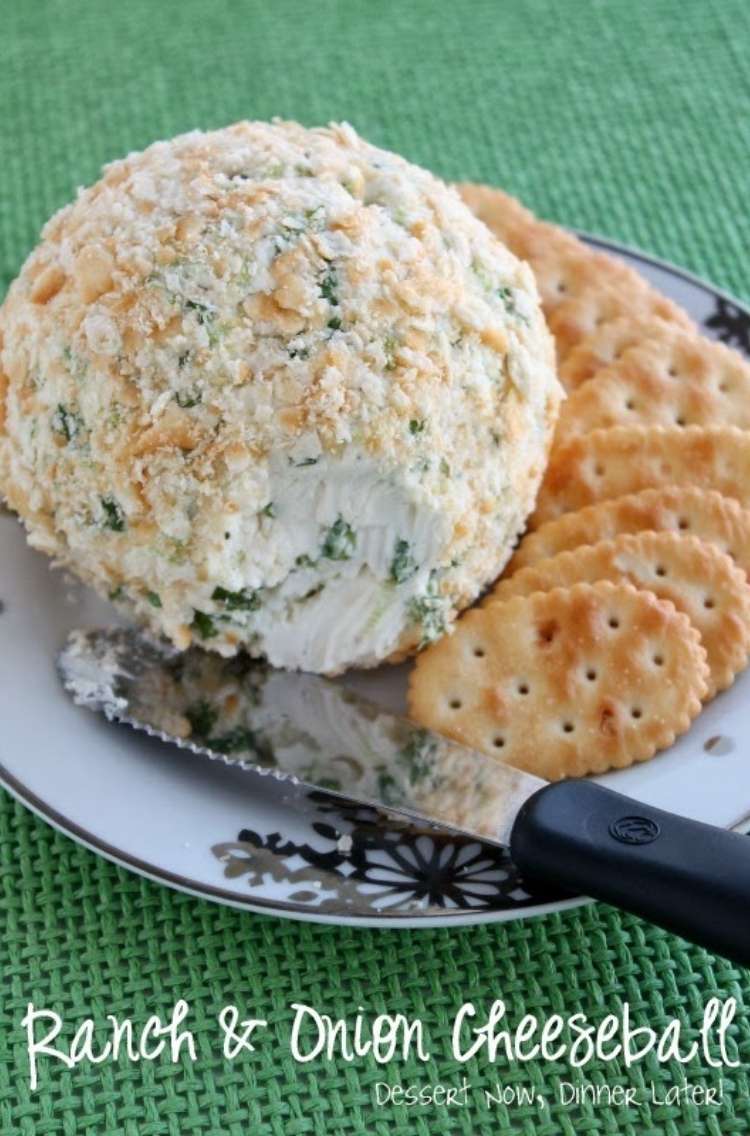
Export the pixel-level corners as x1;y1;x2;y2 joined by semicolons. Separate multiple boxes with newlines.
704;596;715;609
517;682;530;695
492;736;506;749
719;382;729;393
599;706;617;735
608;616;620;629
473;646;486;658
675;415;686;426
625;399;636;411
586;668;597;681
537;619;558;645
631;707;643;719
655;564;667;577
449;698;462;709
556;281;567;295
593;463;605;476
668;366;678;377
678;517;689;530
562;721;575;733
653;653;664;666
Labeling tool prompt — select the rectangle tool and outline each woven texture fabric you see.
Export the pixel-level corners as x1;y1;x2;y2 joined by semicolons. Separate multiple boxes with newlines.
2;1;750;1132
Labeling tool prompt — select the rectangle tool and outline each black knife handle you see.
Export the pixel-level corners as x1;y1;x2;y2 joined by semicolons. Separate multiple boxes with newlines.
510;779;750;966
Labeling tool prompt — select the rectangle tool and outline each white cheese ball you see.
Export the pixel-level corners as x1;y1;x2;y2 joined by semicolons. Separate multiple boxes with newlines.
0;121;561;673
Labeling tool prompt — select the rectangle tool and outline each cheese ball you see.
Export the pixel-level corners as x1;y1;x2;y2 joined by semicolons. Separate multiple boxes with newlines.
0;121;561;673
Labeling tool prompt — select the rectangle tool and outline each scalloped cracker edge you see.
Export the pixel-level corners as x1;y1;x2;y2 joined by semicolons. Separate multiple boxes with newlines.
533;426;750;527
555;326;750;440
508;486;750;578
490;531;750;697
457;184;692;362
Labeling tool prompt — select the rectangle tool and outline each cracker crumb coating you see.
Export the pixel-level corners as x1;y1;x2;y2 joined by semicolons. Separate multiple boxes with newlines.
0;121;561;672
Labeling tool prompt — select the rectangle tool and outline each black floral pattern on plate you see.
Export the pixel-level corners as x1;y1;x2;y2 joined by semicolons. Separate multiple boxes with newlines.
703;296;750;356
212;793;559;916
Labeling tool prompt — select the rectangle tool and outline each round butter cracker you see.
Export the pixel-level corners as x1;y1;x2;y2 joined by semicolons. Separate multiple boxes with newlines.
507;486;750;577
408;580;708;781
490;531;750;697
555;328;750;440
560;315;678;389
533;426;750;527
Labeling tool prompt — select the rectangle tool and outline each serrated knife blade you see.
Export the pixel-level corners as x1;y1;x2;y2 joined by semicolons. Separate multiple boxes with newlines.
56;626;750;965
57;627;544;847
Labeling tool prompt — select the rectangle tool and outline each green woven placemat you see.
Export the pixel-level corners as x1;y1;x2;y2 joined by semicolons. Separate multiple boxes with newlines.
2;1;750;1132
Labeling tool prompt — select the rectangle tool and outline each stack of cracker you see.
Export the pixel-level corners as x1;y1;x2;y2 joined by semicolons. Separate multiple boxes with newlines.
409;186;750;780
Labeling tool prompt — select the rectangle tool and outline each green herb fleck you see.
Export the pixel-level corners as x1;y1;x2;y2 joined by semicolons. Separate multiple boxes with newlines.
165;539;188;565
177;351;190;369
408;575;447;647
211;585;261;612
398;729;437;782
498;285;527;322
185;299;213;324
376;770;400;805
101;496;125;532
317;777;342;791
185;700;218;740
390;539;417;585
327;317;342;331
384;334;398;371
292;456;319;467
288;345;310;360
294;553;316;569
321;516;356;561
472;258;493;290
205;726;274;763
51;404;83;443
261;502;276;518
409;418;426;436
440;458;451;476
280;216;305;235
145;591;162;608
192;610;218;639
491;429;501;446
108;585;124;602
320;270;338;306
207;321;229;348
175;389;201;408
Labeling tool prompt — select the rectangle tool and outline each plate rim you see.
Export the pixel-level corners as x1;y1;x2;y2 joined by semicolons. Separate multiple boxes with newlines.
0;760;588;928
2;232;748;928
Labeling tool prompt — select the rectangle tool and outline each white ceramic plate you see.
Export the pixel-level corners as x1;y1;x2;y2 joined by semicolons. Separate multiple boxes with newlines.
2;234;750;927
